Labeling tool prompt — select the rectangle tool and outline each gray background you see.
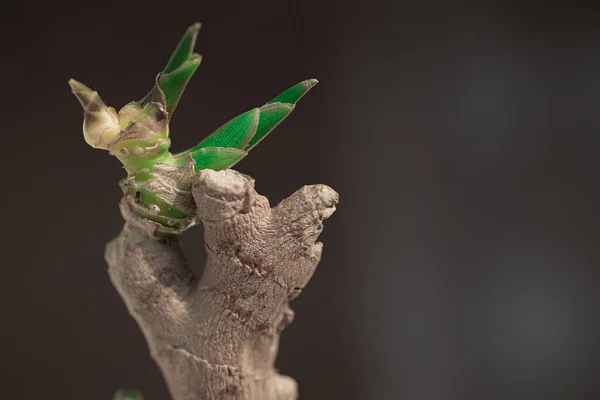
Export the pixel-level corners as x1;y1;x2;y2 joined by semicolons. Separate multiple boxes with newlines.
2;1;599;399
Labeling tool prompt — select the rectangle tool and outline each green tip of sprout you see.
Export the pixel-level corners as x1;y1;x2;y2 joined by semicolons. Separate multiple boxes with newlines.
163;22;201;74
158;23;203;116
177;78;318;160
139;22;203;118
268;78;318;105
159;55;202;116
243;79;318;150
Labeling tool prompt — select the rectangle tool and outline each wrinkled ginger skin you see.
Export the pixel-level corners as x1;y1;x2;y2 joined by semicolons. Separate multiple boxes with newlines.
106;169;338;400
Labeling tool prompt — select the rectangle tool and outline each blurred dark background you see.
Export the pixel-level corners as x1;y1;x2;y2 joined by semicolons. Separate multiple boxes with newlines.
2;1;600;399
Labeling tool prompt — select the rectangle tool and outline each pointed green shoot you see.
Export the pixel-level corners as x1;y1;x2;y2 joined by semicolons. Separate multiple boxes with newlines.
243;79;318;150
159;54;202;116
191;147;247;171
144;23;202;118
267;79;318;105
246;102;294;150
164;23;201;74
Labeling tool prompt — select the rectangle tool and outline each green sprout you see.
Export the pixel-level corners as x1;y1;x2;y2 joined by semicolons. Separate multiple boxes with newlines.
70;23;317;233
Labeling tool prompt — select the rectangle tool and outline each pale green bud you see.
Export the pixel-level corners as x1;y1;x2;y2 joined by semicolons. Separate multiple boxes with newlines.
68;79;121;149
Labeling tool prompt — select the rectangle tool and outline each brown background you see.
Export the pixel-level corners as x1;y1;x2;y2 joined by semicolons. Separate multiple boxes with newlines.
2;1;600;399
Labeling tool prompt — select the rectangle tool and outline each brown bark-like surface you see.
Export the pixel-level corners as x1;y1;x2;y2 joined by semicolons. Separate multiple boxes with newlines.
105;169;338;400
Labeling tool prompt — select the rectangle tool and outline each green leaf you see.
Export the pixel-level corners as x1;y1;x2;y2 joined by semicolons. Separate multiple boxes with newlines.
139;23;202;118
179;108;260;157
159;55;202;116
246;102;294;150
163;23;201;74
190;147;247;171
267;79;318;105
